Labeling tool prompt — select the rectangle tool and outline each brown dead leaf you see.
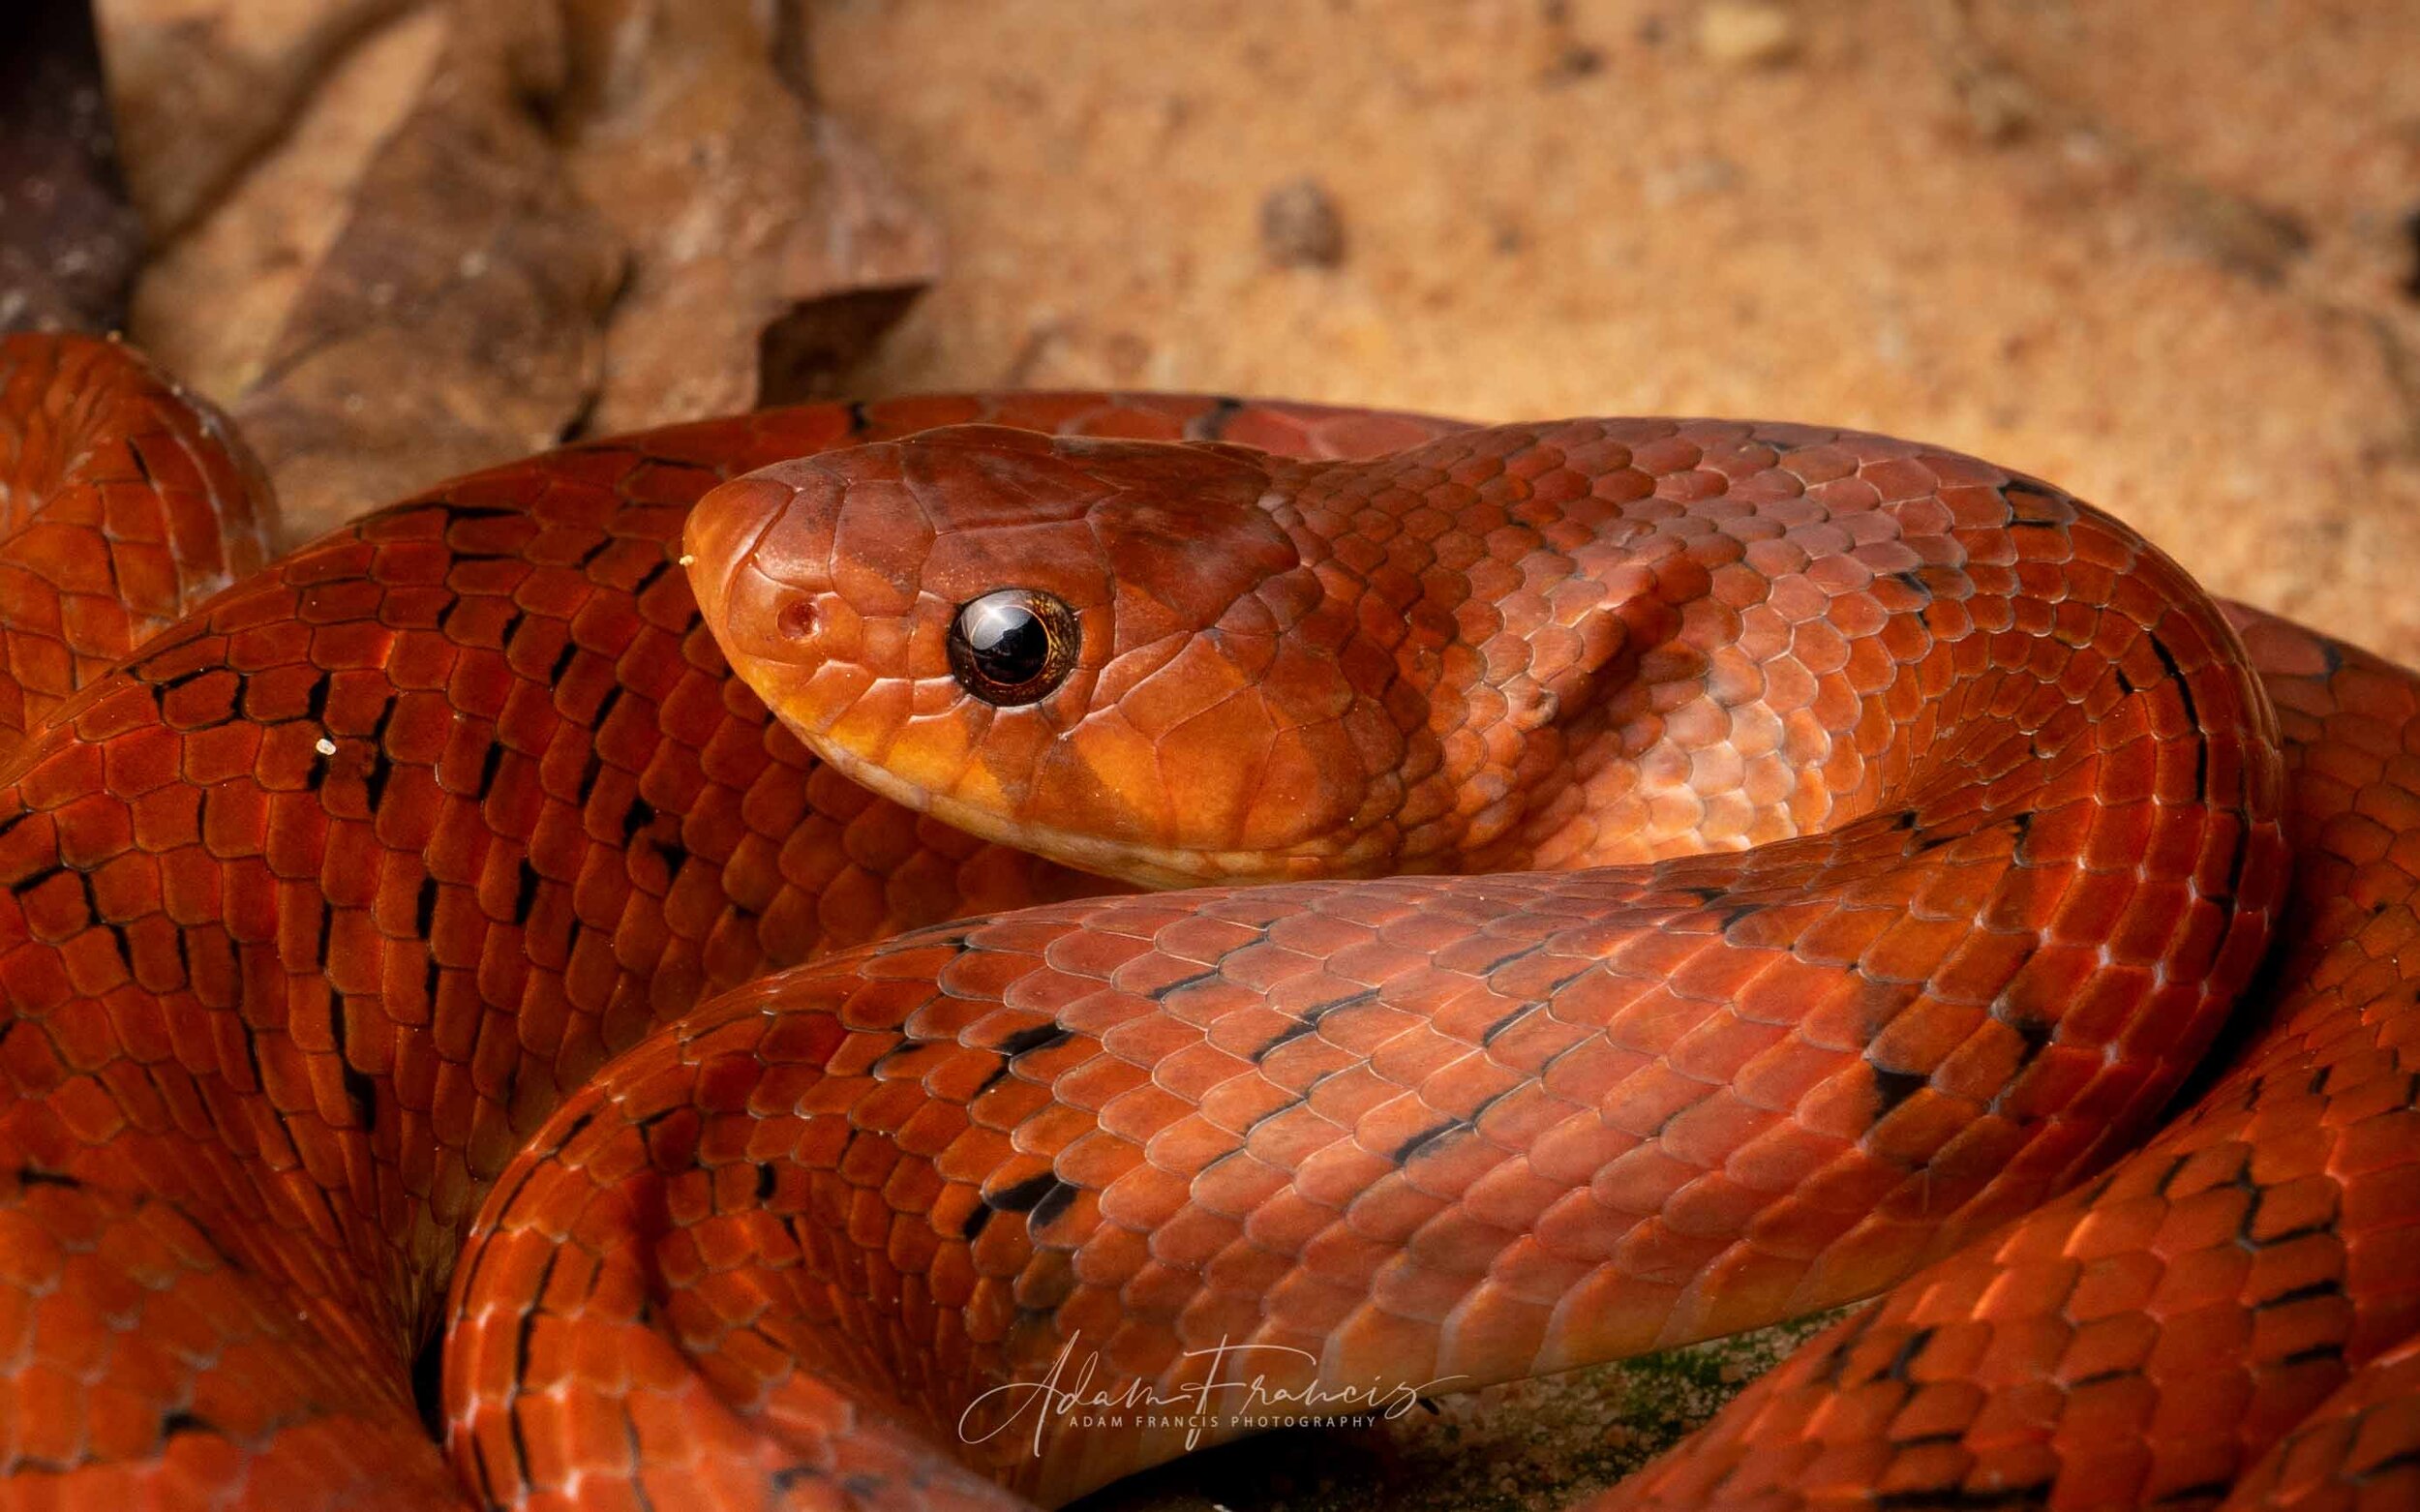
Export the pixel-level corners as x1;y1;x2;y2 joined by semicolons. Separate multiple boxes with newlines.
129;5;450;400
556;0;942;433
754;115;946;408
98;0;417;236
229;0;625;539
111;0;941;539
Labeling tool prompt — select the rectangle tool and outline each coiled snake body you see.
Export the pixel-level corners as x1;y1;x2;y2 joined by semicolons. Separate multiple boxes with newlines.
0;333;2411;1510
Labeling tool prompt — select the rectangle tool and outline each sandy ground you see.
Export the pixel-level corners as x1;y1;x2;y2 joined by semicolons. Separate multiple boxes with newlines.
807;0;2420;663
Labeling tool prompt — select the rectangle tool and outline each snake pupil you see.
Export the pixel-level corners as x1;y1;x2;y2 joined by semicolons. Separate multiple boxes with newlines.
948;589;1078;706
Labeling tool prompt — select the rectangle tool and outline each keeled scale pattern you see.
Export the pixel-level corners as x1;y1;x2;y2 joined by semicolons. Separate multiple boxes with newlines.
1589;607;2420;1512
0;342;2378;1512
474;419;2285;1507
2223;1329;2420;1510
0;335;276;744
0;344;1456;1509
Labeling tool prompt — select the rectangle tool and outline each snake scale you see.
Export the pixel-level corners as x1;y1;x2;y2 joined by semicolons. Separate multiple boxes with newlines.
0;332;2412;1511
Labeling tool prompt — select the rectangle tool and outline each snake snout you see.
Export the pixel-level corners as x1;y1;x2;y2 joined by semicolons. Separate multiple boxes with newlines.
684;471;837;668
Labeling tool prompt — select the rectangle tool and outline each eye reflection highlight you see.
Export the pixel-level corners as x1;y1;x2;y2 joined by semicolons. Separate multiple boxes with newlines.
947;589;1079;706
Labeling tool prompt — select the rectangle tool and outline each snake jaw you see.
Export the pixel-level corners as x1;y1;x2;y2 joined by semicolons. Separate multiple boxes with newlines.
799;730;1212;889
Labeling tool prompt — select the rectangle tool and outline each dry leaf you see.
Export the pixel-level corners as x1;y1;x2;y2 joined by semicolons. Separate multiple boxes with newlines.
229;0;625;538
557;0;942;433
129;5;450;399
111;0;941;539
99;0;416;235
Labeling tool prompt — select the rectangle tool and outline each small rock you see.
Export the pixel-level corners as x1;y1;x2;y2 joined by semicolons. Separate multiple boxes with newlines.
1953;66;2038;143
1547;43;1605;79
1697;0;1799;68
1642;154;1742;207
1260;177;1346;268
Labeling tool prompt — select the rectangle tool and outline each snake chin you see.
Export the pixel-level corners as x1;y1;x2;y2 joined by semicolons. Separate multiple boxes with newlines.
802;728;1343;890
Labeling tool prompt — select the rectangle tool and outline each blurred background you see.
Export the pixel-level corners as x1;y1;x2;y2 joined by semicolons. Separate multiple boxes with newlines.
7;1;2420;1505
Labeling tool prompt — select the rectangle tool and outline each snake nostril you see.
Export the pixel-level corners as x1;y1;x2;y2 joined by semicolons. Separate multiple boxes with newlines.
777;598;818;641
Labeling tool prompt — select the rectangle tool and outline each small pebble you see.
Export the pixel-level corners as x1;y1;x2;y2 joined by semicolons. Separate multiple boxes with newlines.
1546;43;1605;80
1261;178;1347;268
1642;154;1742;207
1697;1;1800;68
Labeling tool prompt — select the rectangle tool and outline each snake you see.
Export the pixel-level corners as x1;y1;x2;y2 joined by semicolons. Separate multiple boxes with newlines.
0;330;2411;1512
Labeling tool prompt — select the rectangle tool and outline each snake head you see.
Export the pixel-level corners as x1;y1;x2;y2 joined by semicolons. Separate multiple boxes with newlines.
685;423;1386;888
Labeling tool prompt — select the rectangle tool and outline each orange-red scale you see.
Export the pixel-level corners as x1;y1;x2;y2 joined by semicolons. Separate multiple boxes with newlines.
1;331;2415;1512
1593;610;2420;1512
1;338;1471;1508
650;414;2278;1502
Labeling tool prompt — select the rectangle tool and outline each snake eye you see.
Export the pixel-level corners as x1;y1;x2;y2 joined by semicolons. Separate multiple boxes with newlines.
947;589;1079;706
